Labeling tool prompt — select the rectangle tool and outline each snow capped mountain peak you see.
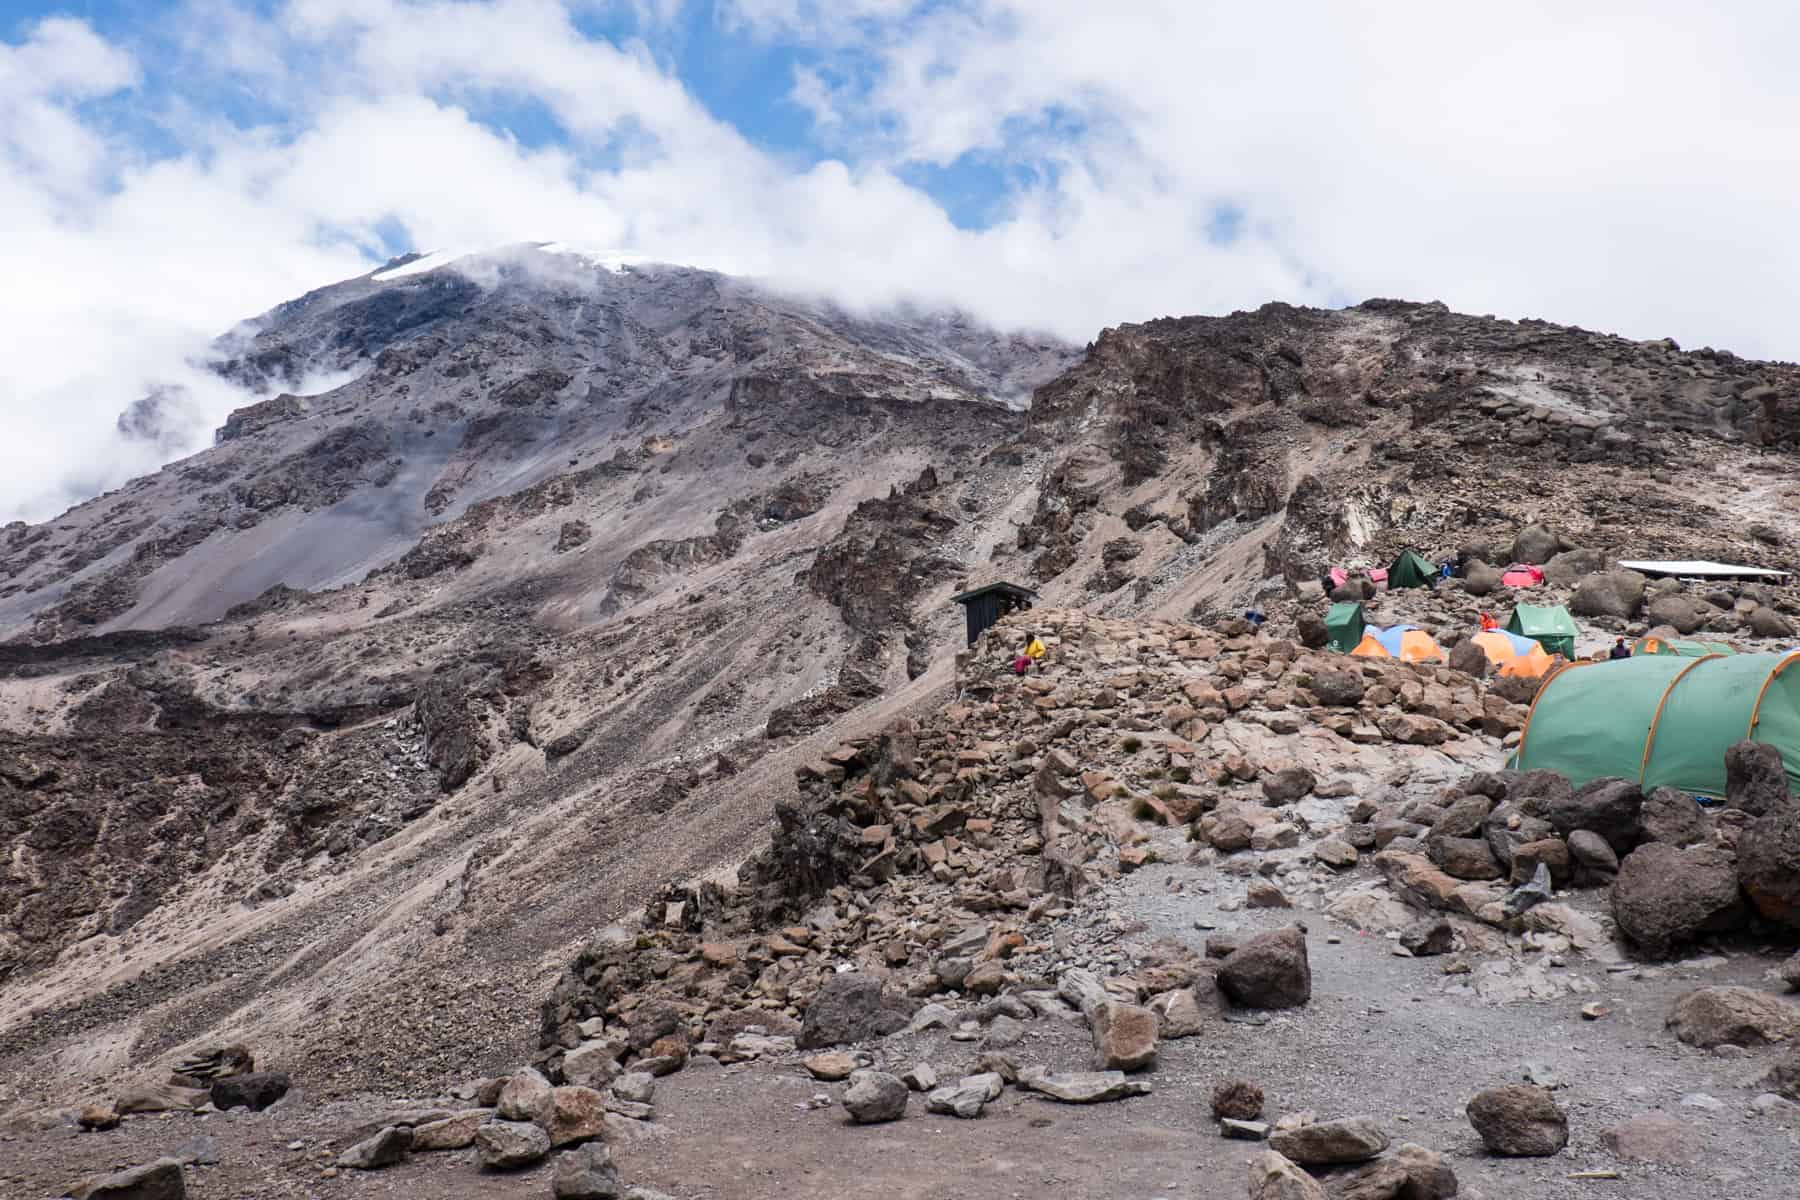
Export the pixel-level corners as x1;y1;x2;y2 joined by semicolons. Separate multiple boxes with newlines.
368;242;685;283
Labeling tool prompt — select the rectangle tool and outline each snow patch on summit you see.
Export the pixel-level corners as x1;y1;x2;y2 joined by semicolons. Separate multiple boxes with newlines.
369;242;684;283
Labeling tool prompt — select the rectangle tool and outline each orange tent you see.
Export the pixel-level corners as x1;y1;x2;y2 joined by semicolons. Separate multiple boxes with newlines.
1468;630;1555;678
1351;626;1446;663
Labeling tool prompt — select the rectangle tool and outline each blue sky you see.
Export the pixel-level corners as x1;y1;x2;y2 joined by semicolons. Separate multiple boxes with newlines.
2;1;1797;522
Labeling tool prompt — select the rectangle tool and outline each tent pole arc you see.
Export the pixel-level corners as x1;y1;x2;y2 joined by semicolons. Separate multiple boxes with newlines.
1638;654;1721;785
1513;659;1591;765
1747;653;1800;738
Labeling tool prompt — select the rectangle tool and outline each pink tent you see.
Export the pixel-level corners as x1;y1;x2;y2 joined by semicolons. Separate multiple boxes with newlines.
1501;563;1545;588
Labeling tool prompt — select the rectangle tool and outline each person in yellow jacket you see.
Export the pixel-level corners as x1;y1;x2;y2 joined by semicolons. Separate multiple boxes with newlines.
1012;633;1047;675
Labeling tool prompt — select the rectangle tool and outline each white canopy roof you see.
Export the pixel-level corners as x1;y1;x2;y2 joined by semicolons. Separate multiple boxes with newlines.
1618;559;1791;580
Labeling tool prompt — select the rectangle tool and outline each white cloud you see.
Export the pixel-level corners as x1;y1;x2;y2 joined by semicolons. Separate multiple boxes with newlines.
2;1;1797;524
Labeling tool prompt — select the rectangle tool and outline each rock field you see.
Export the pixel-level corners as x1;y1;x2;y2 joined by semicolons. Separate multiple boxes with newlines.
1;255;1798;1197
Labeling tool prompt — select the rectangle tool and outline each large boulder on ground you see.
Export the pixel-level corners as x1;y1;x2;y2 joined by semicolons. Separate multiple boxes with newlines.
1749;606;1796;639
1611;843;1746;957
1296;613;1328;650
1739;798;1800;931
1090;1001;1158;1071
1510;524;1563;566
1309;671;1365;707
67;1158;186;1200
410;1111;489;1151
1725;741;1792;818
1219;926;1311;1009
1466;1084;1568;1156
798;973;916;1049
545;1086;608;1147
1639;787;1710;847
1530;777;1643;856
496;1068;554;1123
1448;639;1489;678
1267;1115;1389;1165
1645;594;1707;635
552;1143;620;1199
474;1120;551;1169
1393;1143;1458;1199
1427;835;1502;881
336;1126;412;1170
1543;548;1605;585
1460;561;1502;598
1570;570;1647;619
1246;1151;1328;1200
842;1071;908;1123
209;1072;289;1113
1263;766;1317;805
1667;986;1800;1048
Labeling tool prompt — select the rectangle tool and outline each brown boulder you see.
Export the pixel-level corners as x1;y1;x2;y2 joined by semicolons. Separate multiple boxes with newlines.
1466;1084;1568;1157
1611;843;1746;957
1666;986;1800;1048
1090;1001;1158;1072
1212;1079;1264;1120
1247;1151;1328;1200
1219;926;1311;1009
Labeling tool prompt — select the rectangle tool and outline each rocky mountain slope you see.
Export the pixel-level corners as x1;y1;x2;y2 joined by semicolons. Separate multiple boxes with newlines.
2;247;1799;1157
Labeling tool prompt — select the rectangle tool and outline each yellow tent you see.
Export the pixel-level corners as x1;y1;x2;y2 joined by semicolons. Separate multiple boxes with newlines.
1469;630;1555;678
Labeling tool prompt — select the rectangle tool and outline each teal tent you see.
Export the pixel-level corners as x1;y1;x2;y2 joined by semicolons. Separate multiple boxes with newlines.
1512;651;1800;798
1506;604;1578;660
1325;602;1367;653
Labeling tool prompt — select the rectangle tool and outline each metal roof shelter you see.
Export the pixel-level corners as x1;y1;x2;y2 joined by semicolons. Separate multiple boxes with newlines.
1618;560;1792;582
951;581;1039;647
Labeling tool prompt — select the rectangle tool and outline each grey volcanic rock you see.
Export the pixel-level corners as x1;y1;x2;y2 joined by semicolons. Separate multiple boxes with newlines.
67;1157;186;1200
842;1071;908;1123
799;974;915;1049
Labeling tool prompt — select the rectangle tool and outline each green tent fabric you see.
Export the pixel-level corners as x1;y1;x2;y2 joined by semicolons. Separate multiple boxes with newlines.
1325;602;1366;653
1636;636;1736;658
1512;651;1800;797
1506;604;1578;659
1386;548;1437;590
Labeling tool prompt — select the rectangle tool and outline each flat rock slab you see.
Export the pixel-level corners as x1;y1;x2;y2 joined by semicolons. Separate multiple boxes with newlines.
1268;1115;1390;1165
69;1157;186;1200
1018;1069;1151;1103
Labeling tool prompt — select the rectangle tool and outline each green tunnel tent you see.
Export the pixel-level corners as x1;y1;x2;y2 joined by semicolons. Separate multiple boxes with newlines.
1635;635;1737;658
1506;603;1578;659
1386;548;1438;590
1511;651;1800;798
1325;601;1367;653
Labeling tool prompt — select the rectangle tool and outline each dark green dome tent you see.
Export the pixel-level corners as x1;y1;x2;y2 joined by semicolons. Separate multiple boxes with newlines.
1512;651;1800;797
1325;601;1367;653
1386;548;1438;590
1506;603;1578;660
